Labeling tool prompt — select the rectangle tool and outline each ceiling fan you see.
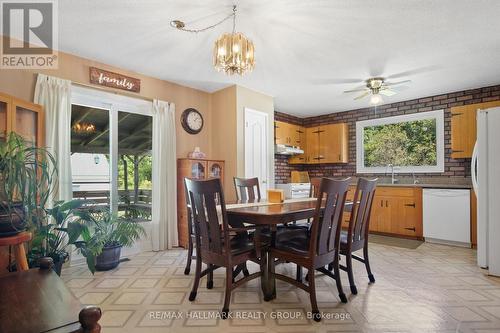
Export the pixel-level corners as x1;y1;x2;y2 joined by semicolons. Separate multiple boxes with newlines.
344;77;411;105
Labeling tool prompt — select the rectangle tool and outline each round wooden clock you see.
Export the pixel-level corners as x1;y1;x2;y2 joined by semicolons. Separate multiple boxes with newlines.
181;108;204;134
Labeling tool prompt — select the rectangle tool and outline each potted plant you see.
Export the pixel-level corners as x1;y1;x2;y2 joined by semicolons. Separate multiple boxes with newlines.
0;133;56;236
29;199;92;275
75;209;145;273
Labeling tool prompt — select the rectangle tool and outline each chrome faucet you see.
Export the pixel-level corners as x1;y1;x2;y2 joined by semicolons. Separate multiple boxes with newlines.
388;164;398;184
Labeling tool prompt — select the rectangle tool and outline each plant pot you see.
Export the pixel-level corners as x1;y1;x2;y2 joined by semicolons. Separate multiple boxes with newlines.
0;202;26;237
95;244;122;271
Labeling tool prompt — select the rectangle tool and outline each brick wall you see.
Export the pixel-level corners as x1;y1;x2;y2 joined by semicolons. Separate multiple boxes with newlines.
275;84;500;183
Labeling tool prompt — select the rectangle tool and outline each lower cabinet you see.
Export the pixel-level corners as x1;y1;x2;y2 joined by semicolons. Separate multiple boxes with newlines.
343;186;423;239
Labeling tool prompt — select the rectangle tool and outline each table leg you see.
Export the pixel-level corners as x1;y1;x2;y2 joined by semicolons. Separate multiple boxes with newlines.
14;243;29;271
268;225;277;300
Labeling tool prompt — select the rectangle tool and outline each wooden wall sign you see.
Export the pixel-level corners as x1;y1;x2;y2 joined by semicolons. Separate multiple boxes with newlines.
89;67;141;93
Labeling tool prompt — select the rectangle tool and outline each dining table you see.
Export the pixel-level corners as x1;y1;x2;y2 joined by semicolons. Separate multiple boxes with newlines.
225;197;353;301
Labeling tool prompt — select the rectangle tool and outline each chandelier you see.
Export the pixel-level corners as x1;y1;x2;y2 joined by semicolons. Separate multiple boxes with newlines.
171;5;255;75
72;122;96;135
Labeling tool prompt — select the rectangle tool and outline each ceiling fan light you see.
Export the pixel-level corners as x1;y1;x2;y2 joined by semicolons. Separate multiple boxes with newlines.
370;94;383;105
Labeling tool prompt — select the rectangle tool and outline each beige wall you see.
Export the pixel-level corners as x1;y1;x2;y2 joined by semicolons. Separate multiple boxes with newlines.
210;85;238;200
0;36;275;202
0;36;213;158
236;85;275;189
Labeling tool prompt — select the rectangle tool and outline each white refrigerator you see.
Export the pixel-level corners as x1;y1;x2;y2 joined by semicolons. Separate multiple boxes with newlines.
473;107;500;276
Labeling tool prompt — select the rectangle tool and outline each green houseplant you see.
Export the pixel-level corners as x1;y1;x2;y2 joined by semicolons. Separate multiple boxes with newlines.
29;199;92;275
0;132;56;236
75;208;146;273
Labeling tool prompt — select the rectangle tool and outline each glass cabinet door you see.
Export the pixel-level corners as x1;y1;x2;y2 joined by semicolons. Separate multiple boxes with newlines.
209;163;222;178
191;161;206;179
14;105;38;146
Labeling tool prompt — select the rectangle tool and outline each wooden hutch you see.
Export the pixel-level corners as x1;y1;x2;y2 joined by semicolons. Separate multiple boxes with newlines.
177;158;224;248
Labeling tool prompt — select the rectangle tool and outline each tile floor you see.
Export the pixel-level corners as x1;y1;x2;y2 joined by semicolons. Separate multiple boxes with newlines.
61;242;500;333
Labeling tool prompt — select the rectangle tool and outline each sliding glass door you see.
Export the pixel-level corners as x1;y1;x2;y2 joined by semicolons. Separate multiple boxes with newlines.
70;87;153;222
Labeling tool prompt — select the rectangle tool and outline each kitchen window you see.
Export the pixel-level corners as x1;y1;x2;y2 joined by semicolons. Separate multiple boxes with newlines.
356;110;445;173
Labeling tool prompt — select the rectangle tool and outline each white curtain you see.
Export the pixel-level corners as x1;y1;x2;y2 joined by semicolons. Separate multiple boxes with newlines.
151;99;178;250
34;74;73;202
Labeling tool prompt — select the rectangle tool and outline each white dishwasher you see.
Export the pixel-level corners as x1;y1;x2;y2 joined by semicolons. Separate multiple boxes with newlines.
423;189;471;247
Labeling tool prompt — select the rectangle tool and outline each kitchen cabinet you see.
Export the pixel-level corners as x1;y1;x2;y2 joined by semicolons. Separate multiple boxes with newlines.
451;101;500;158
177;158;225;248
371;187;422;238
0;92;44;147
319;123;349;163
342;185;423;239
275;121;304;146
277;121;348;165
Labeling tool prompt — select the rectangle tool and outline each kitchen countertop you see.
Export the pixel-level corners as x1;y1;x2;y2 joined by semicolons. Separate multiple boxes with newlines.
348;177;473;189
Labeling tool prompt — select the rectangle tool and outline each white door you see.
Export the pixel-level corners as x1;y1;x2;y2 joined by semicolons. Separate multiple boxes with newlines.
244;108;269;198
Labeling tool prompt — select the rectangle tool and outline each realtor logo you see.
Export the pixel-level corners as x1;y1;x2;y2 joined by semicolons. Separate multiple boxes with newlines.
1;0;58;68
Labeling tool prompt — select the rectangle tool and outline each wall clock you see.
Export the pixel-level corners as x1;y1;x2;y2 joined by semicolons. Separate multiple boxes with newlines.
181;108;204;134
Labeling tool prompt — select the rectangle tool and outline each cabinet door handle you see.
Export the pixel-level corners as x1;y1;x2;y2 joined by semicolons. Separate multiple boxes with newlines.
385;200;388;207
451;150;464;153
404;227;416;232
381;200;383;207
451;112;464;117
338;154;341;161
404;203;416;208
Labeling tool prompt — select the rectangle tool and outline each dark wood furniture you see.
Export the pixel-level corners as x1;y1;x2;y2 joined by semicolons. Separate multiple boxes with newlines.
0;258;101;333
185;178;265;318
309;177;322;198
268;178;350;322
339;178;377;295
226;195;353;304
177;158;225;248
0;231;32;271
233;177;261;201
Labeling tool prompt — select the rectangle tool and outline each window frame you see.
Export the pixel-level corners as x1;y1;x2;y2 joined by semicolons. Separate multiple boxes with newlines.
356;110;445;174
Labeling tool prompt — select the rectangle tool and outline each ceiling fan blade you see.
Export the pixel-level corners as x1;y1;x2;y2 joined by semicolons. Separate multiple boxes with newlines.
354;91;370;100
344;87;368;93
385;79;411;86
312;78;364;85
379;88;396;97
386;65;440;80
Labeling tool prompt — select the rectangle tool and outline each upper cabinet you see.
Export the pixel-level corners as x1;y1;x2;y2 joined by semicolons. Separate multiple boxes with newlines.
451;101;500;158
281;122;349;165
275;121;304;146
0;92;44;147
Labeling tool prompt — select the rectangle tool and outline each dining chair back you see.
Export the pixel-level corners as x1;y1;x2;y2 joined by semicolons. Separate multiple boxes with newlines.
339;177;378;295
309;177;322;198
234;177;261;201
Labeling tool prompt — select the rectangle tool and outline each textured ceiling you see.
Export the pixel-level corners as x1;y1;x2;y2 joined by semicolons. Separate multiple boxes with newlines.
58;0;500;116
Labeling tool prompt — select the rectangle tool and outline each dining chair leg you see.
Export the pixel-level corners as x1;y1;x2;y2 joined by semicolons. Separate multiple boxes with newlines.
207;264;214;289
332;254;348;303
308;266;321;322
222;267;233;319
184;239;194;275
364;246;375;283
345;253;357;295
189;255;202;301
296;265;303;282
243;263;250;277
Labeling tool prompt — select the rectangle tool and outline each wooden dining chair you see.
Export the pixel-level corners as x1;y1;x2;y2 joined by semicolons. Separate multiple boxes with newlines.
269;177;351;322
233;177;261;201
183;180;196;276
309;177;322;198
185;178;266;318
338;178;378;295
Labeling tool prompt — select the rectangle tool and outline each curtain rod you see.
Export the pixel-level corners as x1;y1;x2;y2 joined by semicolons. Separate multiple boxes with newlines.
72;82;154;102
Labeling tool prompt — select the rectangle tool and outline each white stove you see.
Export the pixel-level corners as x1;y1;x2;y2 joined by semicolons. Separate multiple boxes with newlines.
276;183;311;199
